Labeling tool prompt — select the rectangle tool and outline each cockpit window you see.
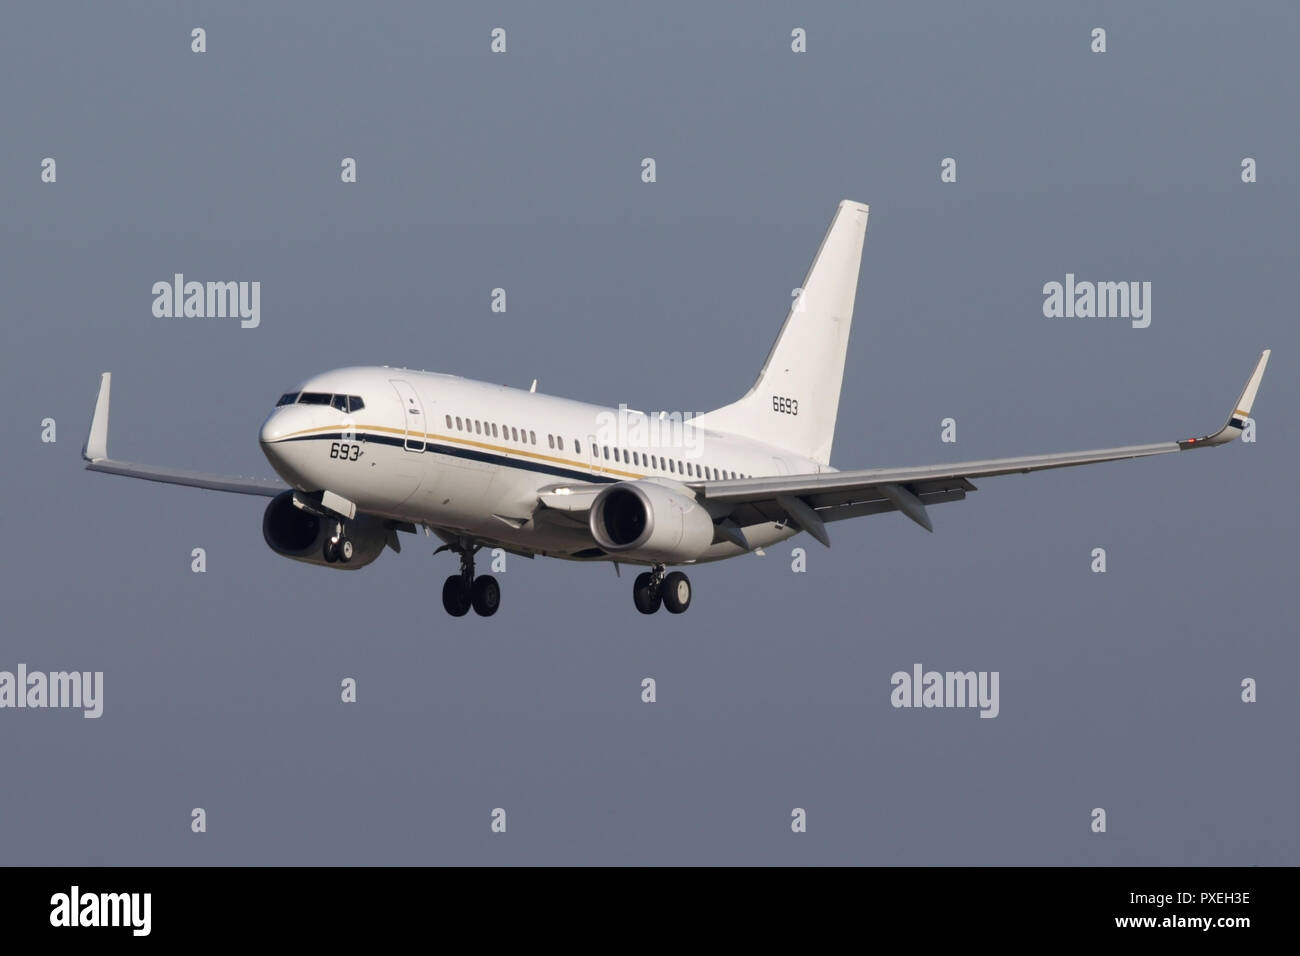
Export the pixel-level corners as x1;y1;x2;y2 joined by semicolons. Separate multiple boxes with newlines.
282;391;366;411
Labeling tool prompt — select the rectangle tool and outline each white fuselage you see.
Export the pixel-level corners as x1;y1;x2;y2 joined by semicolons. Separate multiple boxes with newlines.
258;367;819;564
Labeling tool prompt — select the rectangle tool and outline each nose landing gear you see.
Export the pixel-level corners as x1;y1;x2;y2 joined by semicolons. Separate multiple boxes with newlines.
437;539;500;617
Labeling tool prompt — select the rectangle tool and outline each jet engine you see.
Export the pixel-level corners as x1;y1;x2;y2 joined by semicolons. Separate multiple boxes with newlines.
261;490;388;569
588;480;715;563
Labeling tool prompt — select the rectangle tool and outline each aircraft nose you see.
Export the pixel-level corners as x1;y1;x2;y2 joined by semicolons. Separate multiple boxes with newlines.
259;406;315;486
260;406;311;448
260;410;287;446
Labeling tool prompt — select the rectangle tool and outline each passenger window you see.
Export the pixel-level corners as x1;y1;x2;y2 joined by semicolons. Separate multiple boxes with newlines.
529;430;536;445
603;447;610;460
445;414;452;428
548;434;554;449
575;440;581;454
276;392;298;407
475;420;482;434
491;423;498;438
668;459;675;473
557;436;564;451
632;451;639;466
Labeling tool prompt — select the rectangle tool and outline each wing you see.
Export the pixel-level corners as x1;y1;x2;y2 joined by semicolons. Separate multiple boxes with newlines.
696;350;1271;546
82;372;286;497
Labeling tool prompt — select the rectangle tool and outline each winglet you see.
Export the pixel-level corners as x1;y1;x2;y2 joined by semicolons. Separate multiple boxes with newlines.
83;372;111;462
1179;350;1270;449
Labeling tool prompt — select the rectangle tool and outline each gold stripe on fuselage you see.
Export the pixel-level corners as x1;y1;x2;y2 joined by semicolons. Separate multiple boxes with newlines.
270;423;653;481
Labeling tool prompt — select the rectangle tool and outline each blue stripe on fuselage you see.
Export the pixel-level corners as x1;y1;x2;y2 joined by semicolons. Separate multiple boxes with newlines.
276;431;619;485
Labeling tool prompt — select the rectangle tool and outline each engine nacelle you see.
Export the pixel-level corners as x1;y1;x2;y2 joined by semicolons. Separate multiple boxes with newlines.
262;491;387;570
589;480;715;563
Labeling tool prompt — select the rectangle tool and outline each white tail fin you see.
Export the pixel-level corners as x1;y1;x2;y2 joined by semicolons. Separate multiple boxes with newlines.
697;200;868;465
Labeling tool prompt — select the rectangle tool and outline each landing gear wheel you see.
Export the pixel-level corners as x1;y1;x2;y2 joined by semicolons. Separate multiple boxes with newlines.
442;575;472;617
471;575;501;617
633;572;662;614
337;537;354;563
662;571;691;614
323;540;339;563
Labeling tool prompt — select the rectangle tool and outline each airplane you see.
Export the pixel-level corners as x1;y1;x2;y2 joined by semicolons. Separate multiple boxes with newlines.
81;200;1270;618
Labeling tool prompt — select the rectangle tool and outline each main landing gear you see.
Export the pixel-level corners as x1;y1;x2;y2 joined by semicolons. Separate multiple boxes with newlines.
633;565;691;615
323;520;354;564
437;540;500;617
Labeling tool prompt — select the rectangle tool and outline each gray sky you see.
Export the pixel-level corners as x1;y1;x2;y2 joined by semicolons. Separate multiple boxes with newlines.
2;1;1296;864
